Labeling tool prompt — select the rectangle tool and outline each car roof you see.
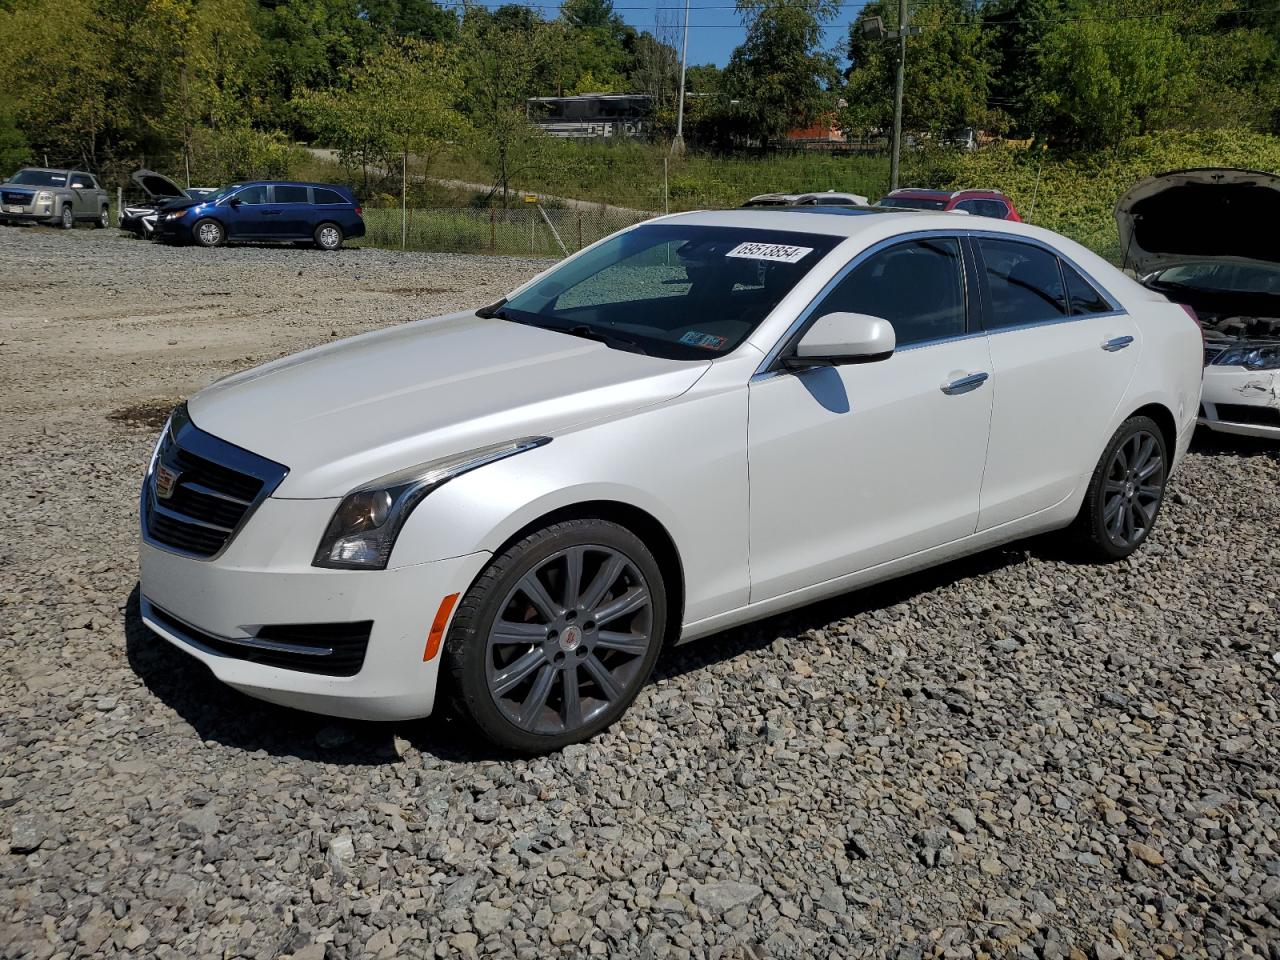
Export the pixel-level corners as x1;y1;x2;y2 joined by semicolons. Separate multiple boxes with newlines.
649;206;1058;245
20;167;77;174
238;180;352;189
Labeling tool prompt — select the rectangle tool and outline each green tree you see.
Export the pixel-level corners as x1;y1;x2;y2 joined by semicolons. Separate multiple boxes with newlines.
724;0;840;146
0;97;30;172
296;38;468;193
842;0;999;139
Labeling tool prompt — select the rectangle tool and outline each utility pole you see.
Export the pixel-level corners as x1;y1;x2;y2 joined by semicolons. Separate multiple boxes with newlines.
859;10;918;194
889;0;907;192
671;0;691;155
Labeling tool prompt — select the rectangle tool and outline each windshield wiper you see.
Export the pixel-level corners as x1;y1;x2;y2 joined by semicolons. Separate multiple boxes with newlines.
558;324;647;355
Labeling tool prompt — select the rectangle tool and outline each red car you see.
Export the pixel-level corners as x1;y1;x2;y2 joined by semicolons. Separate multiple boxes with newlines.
875;188;1022;221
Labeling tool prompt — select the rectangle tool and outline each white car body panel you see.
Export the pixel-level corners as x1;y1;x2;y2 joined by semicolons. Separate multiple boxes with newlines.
1200;368;1280;439
139;208;1204;722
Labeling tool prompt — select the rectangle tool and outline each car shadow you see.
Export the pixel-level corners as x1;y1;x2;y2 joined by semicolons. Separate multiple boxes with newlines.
124;540;1034;765
1189;425;1280;461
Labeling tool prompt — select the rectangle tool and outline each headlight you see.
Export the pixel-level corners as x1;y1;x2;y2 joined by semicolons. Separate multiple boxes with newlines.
313;437;550;570
35;191;53;204
167;209;191;220
1213;342;1280;370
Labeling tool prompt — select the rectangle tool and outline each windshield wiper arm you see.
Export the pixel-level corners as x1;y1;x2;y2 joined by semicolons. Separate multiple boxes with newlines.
560;324;647;355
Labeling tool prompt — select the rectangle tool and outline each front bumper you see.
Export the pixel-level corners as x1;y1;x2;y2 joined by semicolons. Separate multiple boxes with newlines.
0;206;58;225
1200;367;1280;440
138;496;492;720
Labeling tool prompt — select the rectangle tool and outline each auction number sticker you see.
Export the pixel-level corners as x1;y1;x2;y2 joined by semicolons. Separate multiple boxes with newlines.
725;242;813;264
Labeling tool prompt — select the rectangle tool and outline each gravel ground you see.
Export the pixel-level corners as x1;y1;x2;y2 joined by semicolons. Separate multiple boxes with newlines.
1;227;1278;960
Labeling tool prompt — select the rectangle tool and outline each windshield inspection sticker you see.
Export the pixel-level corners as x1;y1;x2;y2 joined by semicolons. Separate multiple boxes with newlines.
725;242;814;264
680;331;729;350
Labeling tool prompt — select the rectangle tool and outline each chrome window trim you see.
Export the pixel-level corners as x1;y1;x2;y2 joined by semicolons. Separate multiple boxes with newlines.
754;229;975;377
139;403;290;562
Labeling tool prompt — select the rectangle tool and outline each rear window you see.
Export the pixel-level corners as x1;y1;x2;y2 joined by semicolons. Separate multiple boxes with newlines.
274;185;309;204
978;238;1067;328
313;188;348;205
876;196;946;211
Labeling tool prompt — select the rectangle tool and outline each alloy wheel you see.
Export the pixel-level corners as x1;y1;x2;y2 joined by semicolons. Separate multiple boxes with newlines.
318;225;341;249
1101;429;1165;549
61;206;73;229
485;544;654;735
198;222;222;246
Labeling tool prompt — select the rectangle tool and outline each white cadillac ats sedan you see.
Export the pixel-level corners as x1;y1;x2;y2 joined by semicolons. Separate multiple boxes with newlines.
139;208;1203;752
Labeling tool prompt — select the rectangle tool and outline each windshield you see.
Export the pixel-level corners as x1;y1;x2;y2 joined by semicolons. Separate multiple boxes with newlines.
499;223;843;360
9;169;68;187
1149;261;1280;295
876;196;946;210
202;184;246;204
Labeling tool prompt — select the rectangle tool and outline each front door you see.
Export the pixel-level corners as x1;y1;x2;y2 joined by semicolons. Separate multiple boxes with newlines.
68;172;93;217
747;236;994;602
225;185;272;239
972;237;1141;530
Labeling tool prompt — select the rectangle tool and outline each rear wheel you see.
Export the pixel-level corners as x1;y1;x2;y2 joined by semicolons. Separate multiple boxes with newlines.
59;205;74;229
1071;415;1168;561
314;222;343;250
193;218;225;248
445;519;666;754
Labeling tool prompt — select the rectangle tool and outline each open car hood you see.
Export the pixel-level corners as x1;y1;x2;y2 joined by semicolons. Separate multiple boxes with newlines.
1115;168;1280;275
130;168;189;200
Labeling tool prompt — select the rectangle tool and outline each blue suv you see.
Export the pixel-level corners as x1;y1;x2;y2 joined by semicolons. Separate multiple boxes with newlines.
154;181;365;250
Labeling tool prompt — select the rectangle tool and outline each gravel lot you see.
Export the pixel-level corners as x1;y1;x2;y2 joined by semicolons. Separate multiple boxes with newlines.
1;227;1278;960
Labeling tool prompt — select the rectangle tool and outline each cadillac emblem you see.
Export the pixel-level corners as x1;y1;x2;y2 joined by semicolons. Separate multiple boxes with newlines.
154;463;180;500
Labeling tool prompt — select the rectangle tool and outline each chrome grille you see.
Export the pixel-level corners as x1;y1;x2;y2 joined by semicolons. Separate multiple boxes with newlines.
2;190;33;206
142;405;288;559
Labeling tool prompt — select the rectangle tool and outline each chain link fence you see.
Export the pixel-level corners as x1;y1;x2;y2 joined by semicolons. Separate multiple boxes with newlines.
360;206;655;258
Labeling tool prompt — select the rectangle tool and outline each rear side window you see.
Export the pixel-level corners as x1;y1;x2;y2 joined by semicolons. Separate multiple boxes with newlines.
1062;262;1112;315
274;185;309;204
958;199;1008;219
313;188;347;205
978;238;1066;329
816;238;967;347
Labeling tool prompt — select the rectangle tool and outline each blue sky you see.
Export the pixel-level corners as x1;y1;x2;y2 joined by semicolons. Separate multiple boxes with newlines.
617;2;858;67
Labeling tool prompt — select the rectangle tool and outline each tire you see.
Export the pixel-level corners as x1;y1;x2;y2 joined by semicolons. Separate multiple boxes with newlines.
192;218;225;248
59;205;74;229
445;518;667;754
94;206;109;229
1070;415;1169;561
314;222;343;251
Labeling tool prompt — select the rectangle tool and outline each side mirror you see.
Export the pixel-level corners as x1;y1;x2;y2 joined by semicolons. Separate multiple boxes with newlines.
228;196;242;208
784;312;895;368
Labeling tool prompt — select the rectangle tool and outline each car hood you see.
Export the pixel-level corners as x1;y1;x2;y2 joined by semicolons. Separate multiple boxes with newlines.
187;312;710;498
130;168;189;200
1115;168;1280;274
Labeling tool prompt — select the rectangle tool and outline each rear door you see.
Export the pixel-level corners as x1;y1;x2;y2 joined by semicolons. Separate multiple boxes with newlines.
974;236;1140;530
271;184;312;238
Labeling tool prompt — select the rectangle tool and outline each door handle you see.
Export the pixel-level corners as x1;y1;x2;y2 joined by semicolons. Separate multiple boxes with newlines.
1101;335;1134;352
941;372;989;395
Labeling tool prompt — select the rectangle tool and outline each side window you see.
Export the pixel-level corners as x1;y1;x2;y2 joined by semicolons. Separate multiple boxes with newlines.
313;188;346;205
977;238;1067;329
70;173;89;189
976;200;1009;219
815;238;967;347
1062;261;1113;315
274;185;309;204
236;185;268;205
953;199;980;215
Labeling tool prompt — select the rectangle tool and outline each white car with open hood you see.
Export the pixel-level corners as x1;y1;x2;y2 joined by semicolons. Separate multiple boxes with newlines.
139;207;1203;752
1117;167;1280;439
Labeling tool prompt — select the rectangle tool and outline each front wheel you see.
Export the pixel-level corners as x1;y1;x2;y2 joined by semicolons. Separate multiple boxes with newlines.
314;222;343;251
445;519;667;754
192;218;225;248
1070;415;1168;561
59;205;74;229
94;206;109;229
